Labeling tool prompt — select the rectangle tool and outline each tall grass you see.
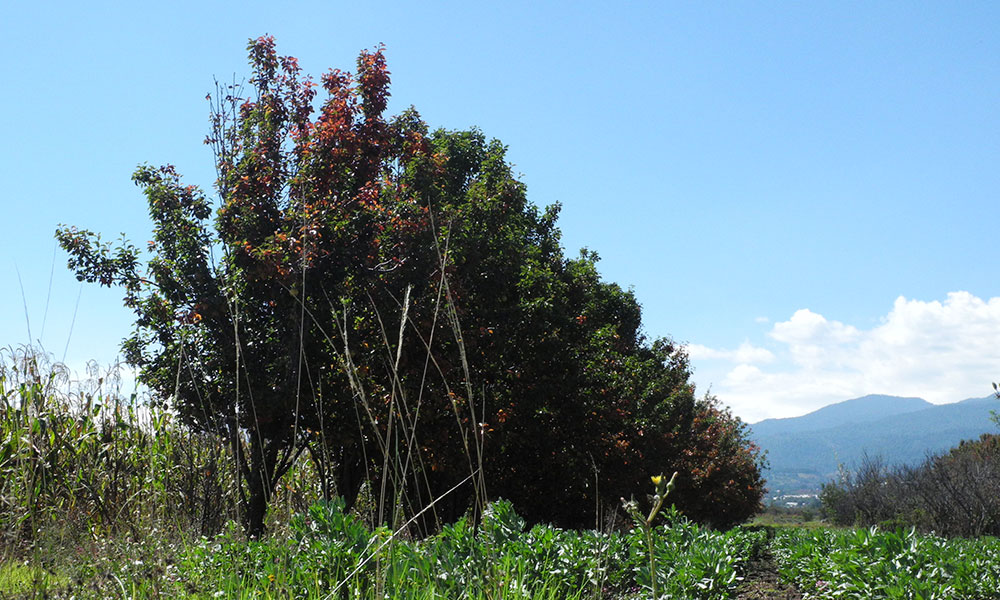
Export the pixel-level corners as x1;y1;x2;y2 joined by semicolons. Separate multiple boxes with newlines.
0;346;324;555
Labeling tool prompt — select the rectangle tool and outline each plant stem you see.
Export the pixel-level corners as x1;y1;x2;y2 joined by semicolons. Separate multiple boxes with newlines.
646;525;657;599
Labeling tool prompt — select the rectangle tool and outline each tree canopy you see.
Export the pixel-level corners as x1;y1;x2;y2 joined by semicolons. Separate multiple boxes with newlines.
57;36;765;535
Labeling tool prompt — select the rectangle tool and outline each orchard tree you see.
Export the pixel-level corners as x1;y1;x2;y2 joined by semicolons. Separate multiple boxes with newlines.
58;38;422;536
58;37;765;535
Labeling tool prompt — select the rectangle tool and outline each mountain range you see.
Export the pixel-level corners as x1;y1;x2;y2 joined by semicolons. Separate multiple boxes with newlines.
748;394;999;497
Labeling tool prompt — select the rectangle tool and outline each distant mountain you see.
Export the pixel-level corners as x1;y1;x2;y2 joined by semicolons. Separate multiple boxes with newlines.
749;394;998;497
752;394;932;437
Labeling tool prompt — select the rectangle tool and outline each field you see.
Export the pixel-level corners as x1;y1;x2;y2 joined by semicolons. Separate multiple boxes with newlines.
10;358;1000;599
5;502;1000;599
2;352;1000;599
772;526;1000;599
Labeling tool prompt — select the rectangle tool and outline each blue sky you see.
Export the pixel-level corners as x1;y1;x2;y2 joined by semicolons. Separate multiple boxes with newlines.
2;1;998;421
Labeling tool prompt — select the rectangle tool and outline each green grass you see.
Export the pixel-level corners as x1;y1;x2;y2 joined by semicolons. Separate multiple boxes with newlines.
0;561;70;597
750;512;829;530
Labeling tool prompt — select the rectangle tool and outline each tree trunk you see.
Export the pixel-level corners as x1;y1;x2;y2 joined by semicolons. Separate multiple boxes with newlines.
338;443;366;512
243;434;278;538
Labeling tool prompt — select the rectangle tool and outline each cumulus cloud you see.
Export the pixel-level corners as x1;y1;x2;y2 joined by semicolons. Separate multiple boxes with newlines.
690;292;1000;422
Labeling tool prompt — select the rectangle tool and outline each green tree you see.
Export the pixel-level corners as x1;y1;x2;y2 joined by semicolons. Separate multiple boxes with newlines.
57;37;765;535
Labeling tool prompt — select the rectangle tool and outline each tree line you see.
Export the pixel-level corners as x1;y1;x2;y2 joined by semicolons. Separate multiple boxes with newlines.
57;37;765;537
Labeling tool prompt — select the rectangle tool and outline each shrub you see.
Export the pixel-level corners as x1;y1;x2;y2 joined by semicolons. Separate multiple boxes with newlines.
821;435;1000;537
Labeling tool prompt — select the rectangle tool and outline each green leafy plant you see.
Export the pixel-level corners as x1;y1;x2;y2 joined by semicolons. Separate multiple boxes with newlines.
773;525;1000;599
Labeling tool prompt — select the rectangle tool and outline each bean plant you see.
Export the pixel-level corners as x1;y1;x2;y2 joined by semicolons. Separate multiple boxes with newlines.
169;497;765;599
772;526;1000;599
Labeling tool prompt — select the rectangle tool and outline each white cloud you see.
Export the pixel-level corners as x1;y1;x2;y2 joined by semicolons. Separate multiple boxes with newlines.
687;341;775;364
691;292;1000;422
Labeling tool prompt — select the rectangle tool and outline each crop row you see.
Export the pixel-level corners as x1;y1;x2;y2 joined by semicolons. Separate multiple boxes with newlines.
772;526;1000;599
13;493;1000;599
169;499;768;599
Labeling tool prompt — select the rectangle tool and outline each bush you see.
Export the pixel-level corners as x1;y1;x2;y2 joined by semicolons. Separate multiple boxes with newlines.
821;435;1000;537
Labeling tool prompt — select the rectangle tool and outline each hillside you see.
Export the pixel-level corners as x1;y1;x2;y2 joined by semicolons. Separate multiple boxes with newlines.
750;394;998;496
751;394;932;437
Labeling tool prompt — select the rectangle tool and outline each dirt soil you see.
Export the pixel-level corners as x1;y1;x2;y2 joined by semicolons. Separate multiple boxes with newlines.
734;551;803;600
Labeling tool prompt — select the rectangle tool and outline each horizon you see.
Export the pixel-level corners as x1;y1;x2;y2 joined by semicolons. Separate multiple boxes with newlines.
748;391;999;424
3;2;999;422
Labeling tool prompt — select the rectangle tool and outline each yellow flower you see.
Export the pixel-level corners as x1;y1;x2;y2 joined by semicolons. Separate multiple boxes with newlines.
651;474;663;486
